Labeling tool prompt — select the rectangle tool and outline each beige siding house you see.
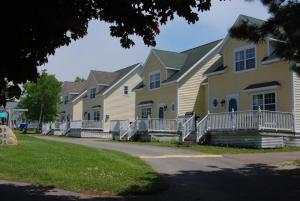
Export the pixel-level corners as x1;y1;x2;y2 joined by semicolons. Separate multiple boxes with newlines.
59;81;85;122
72;63;143;132
134;40;223;120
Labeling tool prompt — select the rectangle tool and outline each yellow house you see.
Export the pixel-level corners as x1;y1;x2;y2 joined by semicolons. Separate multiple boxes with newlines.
202;15;300;134
134;40;223;120
71;63;143;132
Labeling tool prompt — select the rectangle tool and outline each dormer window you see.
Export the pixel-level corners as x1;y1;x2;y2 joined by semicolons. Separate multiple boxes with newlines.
234;45;256;72
64;96;68;104
149;71;160;89
90;88;96;99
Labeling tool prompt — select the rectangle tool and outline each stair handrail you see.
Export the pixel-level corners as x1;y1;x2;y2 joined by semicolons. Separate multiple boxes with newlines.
196;114;209;142
181;113;195;142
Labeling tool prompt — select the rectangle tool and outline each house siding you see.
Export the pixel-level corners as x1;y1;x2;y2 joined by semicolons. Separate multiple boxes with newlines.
73;99;83;120
208;38;293;114
104;72;142;131
178;54;221;118
294;72;300;133
135;53;177;119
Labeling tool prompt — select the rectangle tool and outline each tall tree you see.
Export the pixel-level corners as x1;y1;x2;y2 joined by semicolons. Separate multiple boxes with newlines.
18;71;61;131
74;77;86;82
1;0;222;106
229;0;300;74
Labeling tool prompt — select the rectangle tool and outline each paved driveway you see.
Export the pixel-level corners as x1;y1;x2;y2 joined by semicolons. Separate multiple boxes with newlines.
2;136;300;201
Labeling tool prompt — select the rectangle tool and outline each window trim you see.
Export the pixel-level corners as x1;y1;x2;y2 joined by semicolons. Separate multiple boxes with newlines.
123;85;129;95
233;44;257;74
64;96;69;104
93;111;100;121
171;103;176;112
90;88;96;99
251;91;277;111
148;70;161;90
141;107;151;119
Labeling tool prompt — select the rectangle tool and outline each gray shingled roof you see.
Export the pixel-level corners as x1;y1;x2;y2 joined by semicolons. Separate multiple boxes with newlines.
62;81;85;94
159;39;223;83
204;56;227;75
91;63;140;94
244;81;281;91
152;49;187;69
239;15;265;27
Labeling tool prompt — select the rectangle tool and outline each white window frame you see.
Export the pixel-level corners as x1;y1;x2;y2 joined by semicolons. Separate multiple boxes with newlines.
141;107;151;119
93;111;100;121
211;97;219;109
233;44;257;73
171;103;176;112
90;88;96;99
123;86;129;95
64;96;68;104
149;70;161;90
251;91;277;111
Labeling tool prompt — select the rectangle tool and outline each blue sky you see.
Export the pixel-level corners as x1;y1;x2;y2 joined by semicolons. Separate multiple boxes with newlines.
41;0;270;81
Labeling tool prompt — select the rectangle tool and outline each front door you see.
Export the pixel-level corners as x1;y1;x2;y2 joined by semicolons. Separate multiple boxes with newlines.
158;105;164;119
227;94;239;112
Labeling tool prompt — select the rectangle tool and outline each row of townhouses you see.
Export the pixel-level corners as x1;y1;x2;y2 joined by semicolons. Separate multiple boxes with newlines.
56;15;300;147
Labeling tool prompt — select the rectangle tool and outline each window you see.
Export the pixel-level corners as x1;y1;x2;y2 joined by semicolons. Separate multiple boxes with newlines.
90;88;96;99
94;111;100;121
87;112;91;120
252;92;276;111
141;108;151;118
124;86;129;95
212;98;219;108
171;103;176;112
234;46;256;72
149;71;160;89
64;96;68;104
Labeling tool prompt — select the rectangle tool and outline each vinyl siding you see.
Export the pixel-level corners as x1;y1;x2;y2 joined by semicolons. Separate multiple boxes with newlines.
104;73;142;131
178;54;221;118
73;99;83;120
208;38;293;114
294;72;300;133
135;53;177;119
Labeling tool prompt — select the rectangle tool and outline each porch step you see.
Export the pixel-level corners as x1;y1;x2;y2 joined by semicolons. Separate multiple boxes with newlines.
185;132;197;141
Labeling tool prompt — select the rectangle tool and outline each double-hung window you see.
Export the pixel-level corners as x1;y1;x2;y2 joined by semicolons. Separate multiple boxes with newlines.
141;108;151;118
90;88;96;99
149;71;160;89
94;111;100;121
234;46;256;72
252;92;276;111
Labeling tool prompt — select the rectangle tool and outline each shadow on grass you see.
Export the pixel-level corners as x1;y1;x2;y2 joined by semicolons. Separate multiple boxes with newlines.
1;164;299;201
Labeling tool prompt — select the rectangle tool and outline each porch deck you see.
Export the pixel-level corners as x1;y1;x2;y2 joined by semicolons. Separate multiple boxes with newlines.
196;110;297;148
42;120;105;137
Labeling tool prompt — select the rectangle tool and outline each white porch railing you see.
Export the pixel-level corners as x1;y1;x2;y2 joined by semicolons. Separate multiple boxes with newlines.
181;113;195;142
196;110;295;142
69;120;103;129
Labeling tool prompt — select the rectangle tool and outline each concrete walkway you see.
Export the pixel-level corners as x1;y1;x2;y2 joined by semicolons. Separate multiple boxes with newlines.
2;136;300;201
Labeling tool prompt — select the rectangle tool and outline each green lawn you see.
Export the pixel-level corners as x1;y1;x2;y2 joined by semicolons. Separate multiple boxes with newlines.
98;139;300;155
295;160;300;166
0;132;165;195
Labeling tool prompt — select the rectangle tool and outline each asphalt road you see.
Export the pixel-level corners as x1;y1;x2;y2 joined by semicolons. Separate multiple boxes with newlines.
2;136;300;201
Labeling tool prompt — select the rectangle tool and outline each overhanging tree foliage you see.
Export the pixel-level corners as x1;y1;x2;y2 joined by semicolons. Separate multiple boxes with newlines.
229;0;300;74
18;71;61;130
2;0;222;106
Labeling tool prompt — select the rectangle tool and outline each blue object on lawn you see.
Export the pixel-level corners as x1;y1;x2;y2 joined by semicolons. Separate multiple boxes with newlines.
19;123;28;129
